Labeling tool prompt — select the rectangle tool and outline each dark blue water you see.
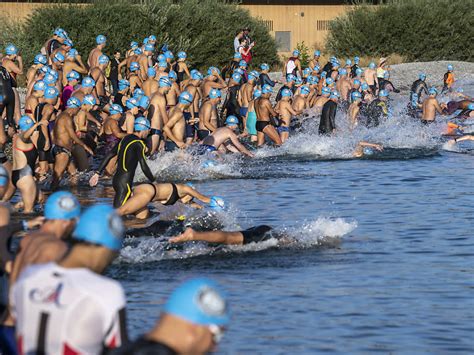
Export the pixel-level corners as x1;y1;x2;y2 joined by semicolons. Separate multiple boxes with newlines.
110;147;474;353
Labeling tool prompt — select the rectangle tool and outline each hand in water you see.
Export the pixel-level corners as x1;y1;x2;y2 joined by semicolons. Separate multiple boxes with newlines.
89;173;99;187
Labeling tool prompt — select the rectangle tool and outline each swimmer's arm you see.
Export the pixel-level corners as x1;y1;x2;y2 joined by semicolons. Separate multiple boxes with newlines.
7;61;22;75
170;228;244;245
110;121;127;139
137;143;154;182
96;142;119;175
296;59;302;78
358;141;383;150
182;62;191;79
453;135;474;143
157;101;169;124
117;59;127;79
163;115;185;147
265;100;278;118
22;121;42;140
202;105;216;132
287;103;301;116
65;118;94;155
263;74;276;87
228;131;254;157
85;112;101;127
179;185;211;204
434;101;445;114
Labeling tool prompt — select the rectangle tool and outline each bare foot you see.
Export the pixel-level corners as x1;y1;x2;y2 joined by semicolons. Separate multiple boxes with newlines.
169;228;195;243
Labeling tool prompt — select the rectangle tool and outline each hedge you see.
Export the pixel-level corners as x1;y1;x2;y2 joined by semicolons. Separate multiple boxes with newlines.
325;0;473;62
2;0;279;69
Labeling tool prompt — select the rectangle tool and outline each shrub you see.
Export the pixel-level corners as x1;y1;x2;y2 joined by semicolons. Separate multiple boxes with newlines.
325;0;473;62
295;41;310;68
11;0;279;70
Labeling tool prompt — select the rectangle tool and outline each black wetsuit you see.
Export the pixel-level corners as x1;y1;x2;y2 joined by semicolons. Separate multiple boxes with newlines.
46;39;61;58
0;66;15;130
109;57;120;96
322;61;334;76
366;99;388;128
113;93;126;110
110;337;176;355
350;64;361;78
259;73;276;88
97;134;155;208
223;85;241;119
410;79;428;103
34;103;54;164
319;100;337;135
379;78;400;93
172;62;185;84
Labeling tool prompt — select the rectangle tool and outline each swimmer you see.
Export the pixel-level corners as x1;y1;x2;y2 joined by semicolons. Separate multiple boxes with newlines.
255;85;282;147
276;88;301;143
309;50;321;71
1;44;23;123
364;62;379;95
441;64;455;93
223;72;242;121
128;61;143;91
117;183;212;219
148;76;172;154
197;88;221;141
378;71;400;93
90;117;154;208
138;43;154;82
11;205;127;354
198;116;254;157
244;89;261;143
421;87;446;124
163;91;193;151
336;68;352;102
87;34;107;68
319;91;339;135
276;74;296;102
259;63;277;89
284;50;302;79
365;90;390;128
143;67;158;97
165;71;181;108
112;278;229;354
202;67;226;98
348;91;363;128
90;54;110;100
61;48;87;87
352;141;384;158
171;51;191;84
238;71;258;132
183;72;203;144
410;73;428;104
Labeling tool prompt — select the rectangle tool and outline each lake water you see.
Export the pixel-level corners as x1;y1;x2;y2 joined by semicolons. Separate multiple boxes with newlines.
32;85;474;353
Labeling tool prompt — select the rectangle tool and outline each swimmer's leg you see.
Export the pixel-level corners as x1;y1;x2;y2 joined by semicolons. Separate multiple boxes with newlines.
52;153;69;190
169;228;244;245
17;175;37;213
263;125;282;146
116;184;153;216
257;132;265;147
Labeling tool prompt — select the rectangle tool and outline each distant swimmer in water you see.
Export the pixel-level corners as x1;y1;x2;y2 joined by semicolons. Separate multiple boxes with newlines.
117;183;213;219
169;225;289;246
352;141;384;158
421;87;446;124
447;134;474;145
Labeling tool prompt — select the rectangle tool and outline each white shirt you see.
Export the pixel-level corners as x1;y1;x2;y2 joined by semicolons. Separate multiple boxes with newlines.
12;262;126;355
234;37;240;52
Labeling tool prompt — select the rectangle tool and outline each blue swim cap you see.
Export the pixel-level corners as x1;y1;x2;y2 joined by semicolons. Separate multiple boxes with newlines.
467;103;474;110
5;44;18;56
64;39;73;47
66;97;81;109
232;73;242;83
209;196;226;210
321;72;328;78
248;70;259;81
447;64;453;71
157;54;165;62
353;79;361;86
164;51;174;59
43;73;56;86
139;95;150;110
429;87;438;95
234;68;244;75
147;67;156;78
134;116;151;131
67;49;78;58
363;147;374;156
339;68;347;76
419;73;426;80
369;62;376;69
330;91;340;99
0;166;8;187
191;71;204;81
179;91;193;105
109;103;123;115
262;84;273;94
260;63;270;71
148;35;157;41
44;87;59;99
134;48;142;55
98;54;109;65
379;89;389;97
239;60;247;67
143;37;149;45
313;65;320;72
159;76;172;88
178;51;187;59
286;74;296;83
314;50;321;56
346;59;352;66
73;205;124;251
164;278;229;326
253;89;262;99
145;43;155;52
96;35;106;45
332;61;340;68
66;70;80;81
300;85;310;95
281;88;292;97
40;66;50;75
82;94;96;106
361;83;369;91
351;91;362;101
168;70;177;80
118;79;130;91
225;115;239;126
129;62;140;72
354;56;360;64
19;115;35;131
295;77;303;85
133;88;144;98
34;81;46;92
53;52;65;63
207;67;221;76
48;68;59;80
34;54;47;65
303;68;311;76
330;56;337;63
326;77;334;85
322;86;331;95
292;49;300;57
45;191;81;220
126;97;139;109
158;60;167;68
130;41;138;49
82;76;96;88
233;52;242;59
356;68;363;76
209;88;221;99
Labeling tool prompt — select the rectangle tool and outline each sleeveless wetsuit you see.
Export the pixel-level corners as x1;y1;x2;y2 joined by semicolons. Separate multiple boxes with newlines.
97;134;155;207
0;66;15;129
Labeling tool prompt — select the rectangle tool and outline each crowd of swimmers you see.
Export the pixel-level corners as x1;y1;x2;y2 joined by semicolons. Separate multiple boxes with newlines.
0;27;473;354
